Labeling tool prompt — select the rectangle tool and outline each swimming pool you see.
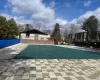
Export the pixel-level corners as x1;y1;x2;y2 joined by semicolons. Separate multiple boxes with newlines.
14;45;100;59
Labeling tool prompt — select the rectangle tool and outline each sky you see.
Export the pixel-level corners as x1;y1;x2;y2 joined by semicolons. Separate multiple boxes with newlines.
0;0;100;29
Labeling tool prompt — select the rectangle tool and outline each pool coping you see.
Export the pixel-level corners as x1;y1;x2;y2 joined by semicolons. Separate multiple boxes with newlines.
0;43;100;60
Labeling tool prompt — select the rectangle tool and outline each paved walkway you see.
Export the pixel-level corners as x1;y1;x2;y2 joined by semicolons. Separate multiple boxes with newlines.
0;44;100;80
0;59;100;80
0;43;27;60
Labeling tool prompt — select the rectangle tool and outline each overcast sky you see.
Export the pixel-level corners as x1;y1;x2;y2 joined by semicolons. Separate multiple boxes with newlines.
0;0;100;29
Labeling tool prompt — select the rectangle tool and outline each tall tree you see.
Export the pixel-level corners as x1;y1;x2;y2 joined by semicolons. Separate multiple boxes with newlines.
25;24;31;31
82;15;99;31
0;16;6;26
6;18;19;39
81;15;99;41
0;16;7;39
0;16;19;39
51;23;61;44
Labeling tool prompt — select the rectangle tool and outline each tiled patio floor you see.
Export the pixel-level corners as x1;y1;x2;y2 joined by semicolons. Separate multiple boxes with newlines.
0;59;100;80
0;43;100;80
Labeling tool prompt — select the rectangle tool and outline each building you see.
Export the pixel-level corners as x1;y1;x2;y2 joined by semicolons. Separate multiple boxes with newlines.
20;29;53;44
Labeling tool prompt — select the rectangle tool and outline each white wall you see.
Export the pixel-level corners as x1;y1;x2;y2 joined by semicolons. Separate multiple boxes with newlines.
21;33;50;40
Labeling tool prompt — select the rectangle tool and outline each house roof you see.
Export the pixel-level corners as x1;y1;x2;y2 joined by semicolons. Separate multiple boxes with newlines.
21;29;48;35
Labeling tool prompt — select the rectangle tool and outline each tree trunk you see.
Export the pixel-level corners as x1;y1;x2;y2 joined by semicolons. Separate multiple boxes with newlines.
54;38;58;45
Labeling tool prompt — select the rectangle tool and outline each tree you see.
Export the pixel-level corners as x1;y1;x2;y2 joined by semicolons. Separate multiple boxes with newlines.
25;24;31;31
63;23;80;44
0;16;7;39
17;24;25;32
70;24;79;34
51;23;61;44
6;18;19;39
0;15;19;39
82;15;99;31
81;15;99;42
25;24;31;37
63;30;69;42
0;16;6;26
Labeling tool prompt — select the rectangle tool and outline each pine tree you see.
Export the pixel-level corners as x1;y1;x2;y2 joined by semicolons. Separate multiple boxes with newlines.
51;23;61;44
82;15;99;31
81;15;99;41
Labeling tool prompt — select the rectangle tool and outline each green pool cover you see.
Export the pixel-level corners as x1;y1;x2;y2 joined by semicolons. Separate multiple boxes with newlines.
14;45;100;59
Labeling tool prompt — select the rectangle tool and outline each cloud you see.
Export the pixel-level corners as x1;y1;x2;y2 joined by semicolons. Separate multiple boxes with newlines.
6;0;100;31
8;0;55;24
0;13;69;30
0;13;33;24
50;0;55;8
0;13;12;20
7;0;70;29
84;0;91;7
32;7;55;23
48;18;80;34
71;8;100;24
71;7;100;31
41;18;68;30
0;12;81;33
54;18;68;25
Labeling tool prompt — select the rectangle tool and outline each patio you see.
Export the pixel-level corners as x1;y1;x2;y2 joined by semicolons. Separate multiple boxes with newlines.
0;43;100;80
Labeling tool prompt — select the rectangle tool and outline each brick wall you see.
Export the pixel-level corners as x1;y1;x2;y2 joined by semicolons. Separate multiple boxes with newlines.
21;39;54;44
